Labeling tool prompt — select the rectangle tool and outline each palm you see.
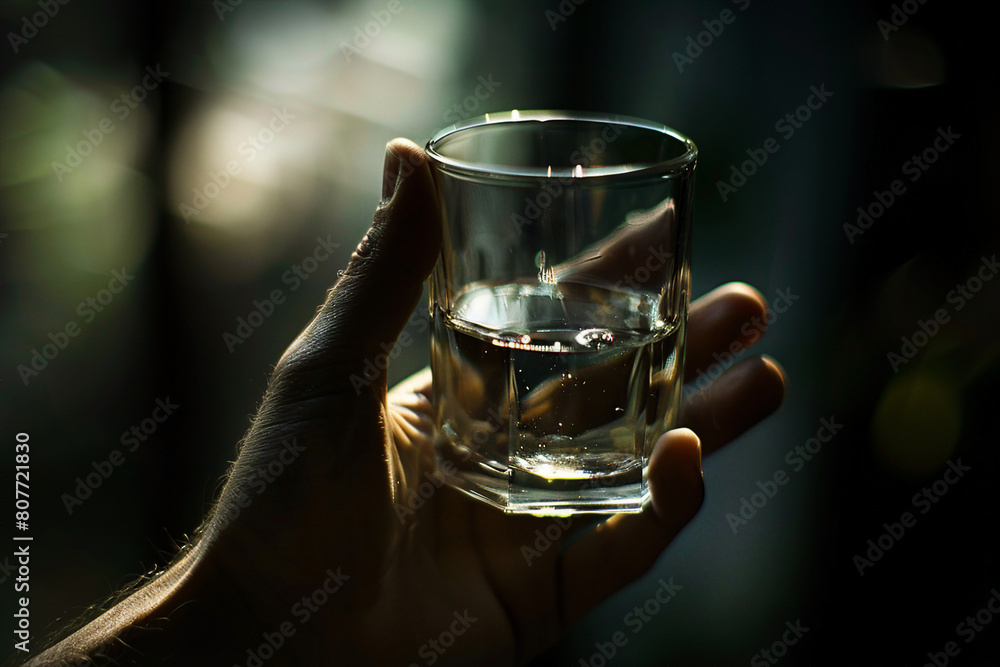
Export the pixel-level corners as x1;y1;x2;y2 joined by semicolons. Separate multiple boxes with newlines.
381;386;572;665
210;136;784;665
293;280;783;665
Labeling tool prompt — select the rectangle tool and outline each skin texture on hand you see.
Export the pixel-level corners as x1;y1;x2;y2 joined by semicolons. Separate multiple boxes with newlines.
24;139;785;667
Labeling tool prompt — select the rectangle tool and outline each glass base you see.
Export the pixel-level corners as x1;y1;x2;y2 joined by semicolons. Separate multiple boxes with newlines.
436;439;650;515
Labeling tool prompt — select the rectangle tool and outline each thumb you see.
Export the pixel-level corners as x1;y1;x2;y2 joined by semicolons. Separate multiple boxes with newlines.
276;138;441;391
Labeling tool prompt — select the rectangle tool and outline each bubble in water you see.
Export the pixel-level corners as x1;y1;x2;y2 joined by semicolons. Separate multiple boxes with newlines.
575;328;615;348
638;295;651;315
497;330;531;346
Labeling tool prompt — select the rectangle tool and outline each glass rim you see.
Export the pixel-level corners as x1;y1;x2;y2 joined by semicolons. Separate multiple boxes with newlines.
425;109;697;183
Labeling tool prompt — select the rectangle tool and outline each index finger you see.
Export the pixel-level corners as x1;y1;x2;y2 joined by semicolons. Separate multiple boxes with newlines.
685;282;769;382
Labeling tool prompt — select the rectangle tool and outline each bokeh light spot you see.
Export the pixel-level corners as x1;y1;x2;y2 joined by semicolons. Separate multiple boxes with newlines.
872;371;961;476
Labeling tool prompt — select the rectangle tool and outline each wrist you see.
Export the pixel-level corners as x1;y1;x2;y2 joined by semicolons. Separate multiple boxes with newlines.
28;540;271;666
117;541;273;665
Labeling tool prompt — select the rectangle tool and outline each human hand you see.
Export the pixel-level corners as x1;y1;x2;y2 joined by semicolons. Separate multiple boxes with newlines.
197;138;785;665
27;138;784;667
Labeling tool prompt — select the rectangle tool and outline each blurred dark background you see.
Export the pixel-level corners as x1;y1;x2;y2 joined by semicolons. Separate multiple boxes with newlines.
1;0;997;665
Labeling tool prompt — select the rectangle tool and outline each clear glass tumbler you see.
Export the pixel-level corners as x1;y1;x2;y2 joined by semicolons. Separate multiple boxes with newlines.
426;110;696;514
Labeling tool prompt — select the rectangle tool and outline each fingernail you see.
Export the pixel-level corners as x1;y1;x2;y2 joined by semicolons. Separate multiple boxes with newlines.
382;143;401;202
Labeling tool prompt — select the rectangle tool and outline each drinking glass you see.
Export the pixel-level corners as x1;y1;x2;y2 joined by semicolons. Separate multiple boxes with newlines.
425;110;696;514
